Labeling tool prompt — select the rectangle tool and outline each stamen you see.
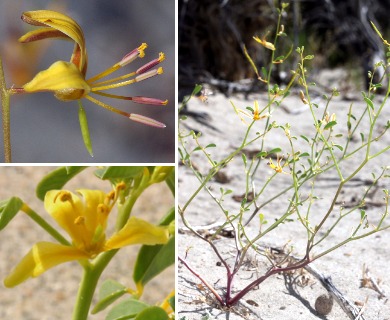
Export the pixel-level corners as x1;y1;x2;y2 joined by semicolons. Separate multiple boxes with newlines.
85;95;165;128
93;92;168;106
84;95;130;117
129;114;166;128
136;53;165;74
119;43;148;67
91;68;163;91
132;96;168;106
87;43;148;84
87;65;121;84
54;191;72;203
135;67;163;82
87;71;136;87
91;79;137;92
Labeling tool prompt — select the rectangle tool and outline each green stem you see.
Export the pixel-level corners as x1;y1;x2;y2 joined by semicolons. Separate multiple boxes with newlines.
22;204;70;246
72;265;98;320
0;56;11;162
72;249;118;320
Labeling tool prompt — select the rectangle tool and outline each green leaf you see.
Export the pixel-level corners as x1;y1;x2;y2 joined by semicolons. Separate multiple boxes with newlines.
105;298;150;320
324;120;337;130
94;167;145;180
135;306;168;320
36;166;87;201
164;169;175;195
268;147;282;155
168;295;175;311
363;96;374;110
261;66;268;78
333;144;344;151
192;84;203;96
0;197;23;230
158;207;175;226
259;213;268;225
78;101;94;157
133;236;175;287
224;189;233;195
256;151;267;158
205;143;216;148
92;280;127;314
241;153;247;166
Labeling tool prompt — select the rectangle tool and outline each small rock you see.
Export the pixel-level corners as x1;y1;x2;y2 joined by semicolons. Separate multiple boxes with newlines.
315;293;333;315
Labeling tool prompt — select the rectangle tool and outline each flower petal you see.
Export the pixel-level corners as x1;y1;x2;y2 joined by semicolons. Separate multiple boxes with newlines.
19;27;69;43
21;10;87;74
44;189;108;249
23;61;90;101
4;241;88;287
104;217;169;250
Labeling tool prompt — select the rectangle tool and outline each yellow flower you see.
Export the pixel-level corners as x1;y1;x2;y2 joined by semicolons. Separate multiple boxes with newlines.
253;33;275;51
15;10;168;128
4;188;169;287
267;155;289;174
235;100;268;124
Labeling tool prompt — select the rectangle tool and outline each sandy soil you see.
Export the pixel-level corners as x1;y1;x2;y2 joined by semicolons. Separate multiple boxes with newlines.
178;79;390;320
0;166;174;320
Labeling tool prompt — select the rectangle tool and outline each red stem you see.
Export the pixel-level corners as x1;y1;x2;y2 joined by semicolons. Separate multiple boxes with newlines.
227;258;312;306
178;256;225;305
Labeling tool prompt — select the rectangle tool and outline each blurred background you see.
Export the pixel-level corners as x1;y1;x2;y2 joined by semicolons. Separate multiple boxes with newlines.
179;0;390;99
0;0;175;163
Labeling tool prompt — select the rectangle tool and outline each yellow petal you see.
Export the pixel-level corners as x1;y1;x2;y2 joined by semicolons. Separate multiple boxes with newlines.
4;242;88;287
19;27;69;43
21;10;87;74
23;61;90;101
104;217;169;250
44;190;107;249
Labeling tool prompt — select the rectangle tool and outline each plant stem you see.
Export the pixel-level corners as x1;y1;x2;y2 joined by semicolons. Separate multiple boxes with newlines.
22;203;70;246
72;265;98;320
72;249;118;320
0;56;11;162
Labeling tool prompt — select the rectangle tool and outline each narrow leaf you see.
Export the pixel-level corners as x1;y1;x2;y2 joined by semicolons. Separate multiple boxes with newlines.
268;147;282;155
164;169;175;195
363;96;374;110
91;280;127;314
106;298;150;320
158;207;175;226
94;166;144;180
324;120;337;130
0;197;23;230
134;306;168;320
36;166;87;201
133;236;175;286
168;295;175;311
241;153;247;166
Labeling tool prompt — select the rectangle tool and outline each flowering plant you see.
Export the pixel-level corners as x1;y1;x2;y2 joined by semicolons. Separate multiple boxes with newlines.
0;10;169;161
0;166;175;319
178;3;389;317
